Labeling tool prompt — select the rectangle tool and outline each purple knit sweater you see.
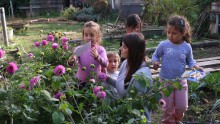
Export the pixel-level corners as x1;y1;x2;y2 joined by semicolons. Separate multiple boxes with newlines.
74;44;108;82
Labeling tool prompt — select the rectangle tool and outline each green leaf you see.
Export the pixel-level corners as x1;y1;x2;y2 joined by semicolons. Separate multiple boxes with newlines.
50;98;59;101
173;82;182;90
127;118;135;124
52;111;65;124
132;109;140;116
42;90;51;100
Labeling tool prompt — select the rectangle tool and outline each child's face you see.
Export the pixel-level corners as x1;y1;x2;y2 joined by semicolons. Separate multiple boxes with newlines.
126;25;141;33
119;43;128;59
167;25;184;44
107;56;119;73
83;27;98;46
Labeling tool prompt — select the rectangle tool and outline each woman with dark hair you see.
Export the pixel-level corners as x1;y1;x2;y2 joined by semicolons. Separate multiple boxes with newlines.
107;32;152;123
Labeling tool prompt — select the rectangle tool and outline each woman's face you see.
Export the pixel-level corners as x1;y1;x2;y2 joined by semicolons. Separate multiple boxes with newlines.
83;27;98;46
119;43;129;59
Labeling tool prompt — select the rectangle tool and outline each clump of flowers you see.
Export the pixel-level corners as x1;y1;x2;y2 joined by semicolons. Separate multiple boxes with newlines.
54;65;66;76
20;83;25;89
61;37;68;45
28;53;34;58
47;34;54;42
98;72;107;82
6;62;18;74
0;49;5;59
52;43;59;49
29;76;41;88
42;40;48;46
63;45;69;50
93;86;106;100
34;41;40;47
54;92;63;99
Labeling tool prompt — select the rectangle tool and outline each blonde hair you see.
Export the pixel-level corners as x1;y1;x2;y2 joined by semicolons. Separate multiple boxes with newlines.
82;21;102;45
107;52;120;64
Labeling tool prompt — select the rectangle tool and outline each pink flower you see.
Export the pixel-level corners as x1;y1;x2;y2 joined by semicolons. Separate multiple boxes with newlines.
28;53;34;58
34;42;40;47
54;92;63;99
89;79;96;83
29;76;41;87
47;35;54;42
0;49;5;59
54;65;66;76
98;73;107;82
93;86;101;95
42;40;48;46
61;37;68;45
20;83;25;89
63;45;69;50
52;43;59;49
6;62;18;74
159;99;166;111
96;91;106;99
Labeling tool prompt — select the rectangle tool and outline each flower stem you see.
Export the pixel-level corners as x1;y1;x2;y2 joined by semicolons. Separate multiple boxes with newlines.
62;75;85;124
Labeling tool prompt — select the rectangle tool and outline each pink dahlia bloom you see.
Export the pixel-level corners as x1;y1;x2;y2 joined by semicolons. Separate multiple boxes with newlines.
20;83;25;89
28;53;34;58
98;73;107;82
47;35;54;42
42;40;48;46
96;91;106;99
61;37;68;45
54;92;63;99
34;41;40;47
93;86;101;95
6;62;18;74
52;43;59;49
54;65;66;76
29;76;41;87
0;49;5;59
63;45;69;50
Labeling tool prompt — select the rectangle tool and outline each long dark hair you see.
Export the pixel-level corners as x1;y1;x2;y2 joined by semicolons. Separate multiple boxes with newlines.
123;32;146;89
167;15;192;44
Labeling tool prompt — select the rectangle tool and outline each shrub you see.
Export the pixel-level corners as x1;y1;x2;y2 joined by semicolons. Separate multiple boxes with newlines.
61;7;78;20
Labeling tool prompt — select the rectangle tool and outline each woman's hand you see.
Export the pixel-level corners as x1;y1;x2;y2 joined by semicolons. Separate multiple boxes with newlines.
153;61;160;70
91;47;99;60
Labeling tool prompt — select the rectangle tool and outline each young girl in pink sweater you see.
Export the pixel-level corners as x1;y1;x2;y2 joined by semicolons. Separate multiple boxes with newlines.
67;21;108;87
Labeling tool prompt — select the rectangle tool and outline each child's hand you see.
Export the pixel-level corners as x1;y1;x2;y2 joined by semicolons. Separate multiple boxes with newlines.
91;47;99;60
153;61;160;70
194;65;204;71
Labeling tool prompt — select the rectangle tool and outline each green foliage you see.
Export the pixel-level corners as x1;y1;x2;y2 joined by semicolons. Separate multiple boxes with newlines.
145;0;199;26
74;7;98;22
61;7;78;20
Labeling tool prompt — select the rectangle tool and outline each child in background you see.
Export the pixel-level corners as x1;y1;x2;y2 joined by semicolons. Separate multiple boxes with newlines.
119;14;142;62
107;52;120;80
151;15;203;124
67;21;108;87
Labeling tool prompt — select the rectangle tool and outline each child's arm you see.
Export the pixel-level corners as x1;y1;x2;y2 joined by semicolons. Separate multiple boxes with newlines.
151;42;164;70
91;47;108;67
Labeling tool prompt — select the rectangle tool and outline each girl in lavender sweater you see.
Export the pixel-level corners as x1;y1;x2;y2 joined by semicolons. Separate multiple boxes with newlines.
151;15;203;124
67;21;108;86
